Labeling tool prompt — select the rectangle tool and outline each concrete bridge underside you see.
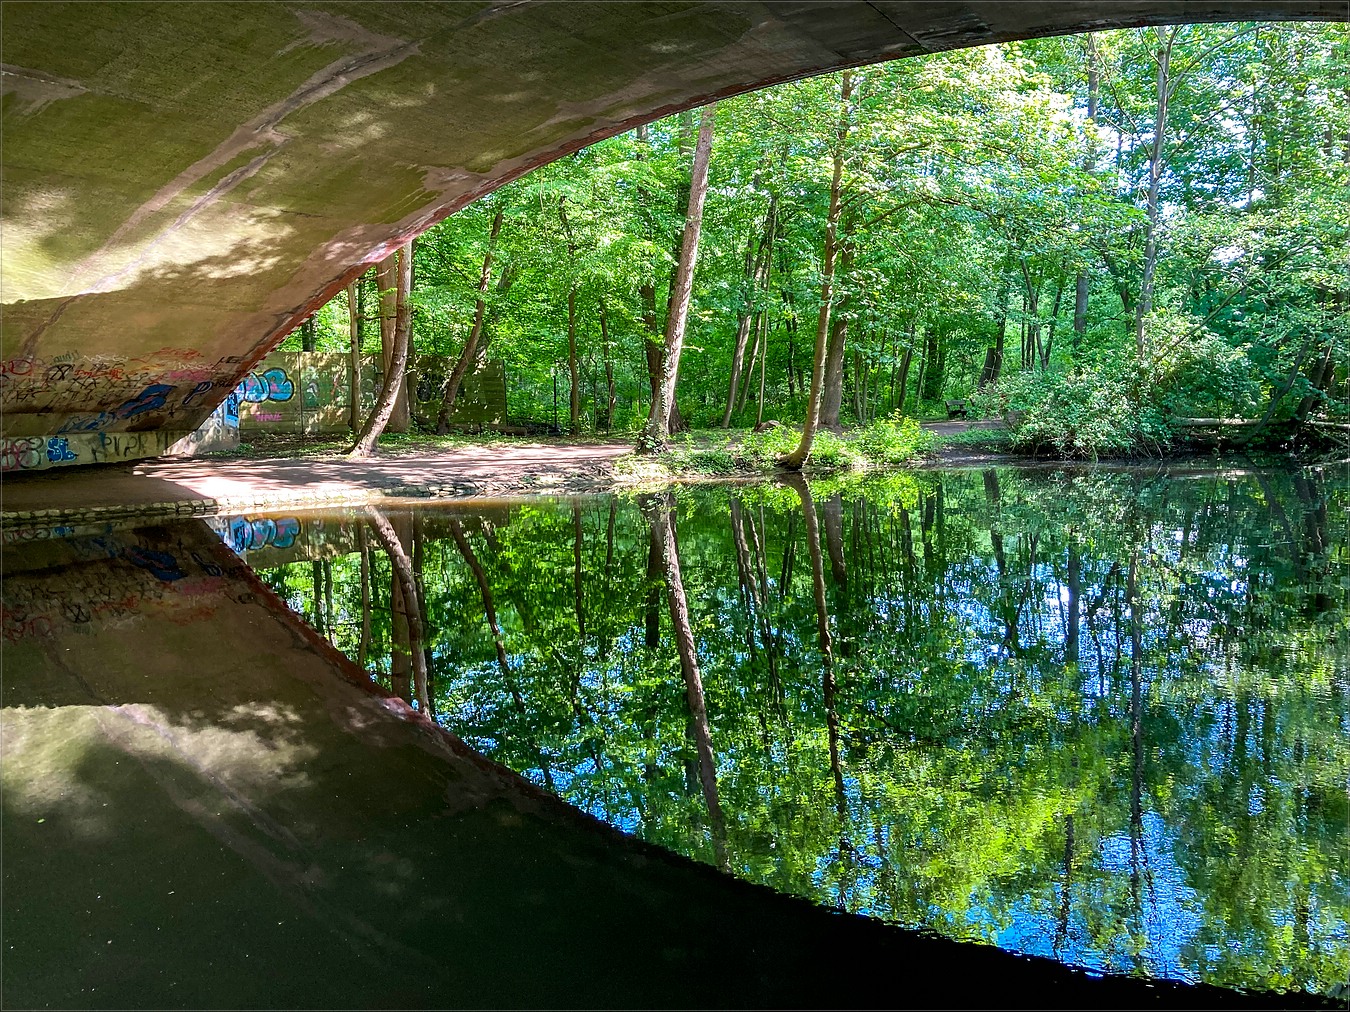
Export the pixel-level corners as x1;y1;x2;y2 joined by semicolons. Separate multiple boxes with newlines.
2;1;1343;468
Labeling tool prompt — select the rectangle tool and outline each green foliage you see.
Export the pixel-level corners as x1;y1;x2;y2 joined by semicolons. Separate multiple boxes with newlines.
801;430;857;469
852;415;935;465
252;466;1350;994
280;22;1346;452
976;363;1172;458
738;424;798;464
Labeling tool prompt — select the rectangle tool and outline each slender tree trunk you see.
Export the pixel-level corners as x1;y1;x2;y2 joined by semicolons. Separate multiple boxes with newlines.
599;299;615;433
347;283;363;430
785;473;846;814
1066;542;1081;666
723;230;759;427
357;526;371;672
784;71;852;469
723;197;777;427
1042;277;1066;370
645;491;729;869
896;344;913;416
921;324;944;402
439;206;504;432
567;286;580;435
820;242;855;431
639;104;717;453
367;508;428;713
755;311;770;424
1073;34;1099;356
1135;28;1180;361
351;242;412;456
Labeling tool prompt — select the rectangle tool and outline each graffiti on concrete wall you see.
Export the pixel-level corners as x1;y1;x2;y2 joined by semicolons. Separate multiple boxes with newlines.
220;516;302;553
241;367;295;404
208;513;359;565
2;530;236;643
2;348;244;435
2;436;82;471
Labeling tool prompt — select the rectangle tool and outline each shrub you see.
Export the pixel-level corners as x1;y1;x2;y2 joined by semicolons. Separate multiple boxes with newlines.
805;430;859;469
740;424;799;466
681;447;739;475
853;415;935;465
972;362;1171;459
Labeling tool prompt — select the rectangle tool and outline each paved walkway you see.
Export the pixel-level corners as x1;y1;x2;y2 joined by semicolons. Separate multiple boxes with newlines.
1;442;633;526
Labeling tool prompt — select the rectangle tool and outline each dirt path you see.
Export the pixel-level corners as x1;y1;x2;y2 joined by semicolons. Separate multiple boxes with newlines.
2;422;1011;528
2;441;634;526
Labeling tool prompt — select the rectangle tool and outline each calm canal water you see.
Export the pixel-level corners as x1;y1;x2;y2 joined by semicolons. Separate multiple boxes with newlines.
236;465;1348;997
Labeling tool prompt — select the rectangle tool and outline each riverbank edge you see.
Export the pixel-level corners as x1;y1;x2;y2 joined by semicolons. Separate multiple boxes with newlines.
3;437;1339;534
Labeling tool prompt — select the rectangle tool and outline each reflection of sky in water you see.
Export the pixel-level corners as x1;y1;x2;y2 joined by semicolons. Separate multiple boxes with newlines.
246;468;1349;995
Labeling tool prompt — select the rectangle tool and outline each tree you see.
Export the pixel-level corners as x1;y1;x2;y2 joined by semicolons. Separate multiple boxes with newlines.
350;241;412;456
638;104;717;452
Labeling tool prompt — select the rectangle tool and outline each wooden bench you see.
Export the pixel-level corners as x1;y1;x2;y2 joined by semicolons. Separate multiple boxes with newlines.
945;399;968;420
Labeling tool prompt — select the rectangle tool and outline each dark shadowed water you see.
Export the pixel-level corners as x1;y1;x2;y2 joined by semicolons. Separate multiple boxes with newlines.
236;464;1348;997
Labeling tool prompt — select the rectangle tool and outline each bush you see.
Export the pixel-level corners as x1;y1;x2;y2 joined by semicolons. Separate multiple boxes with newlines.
740;424;799;466
972;363;1171;459
680;447;739;475
853;415;935;465
804;430;859;469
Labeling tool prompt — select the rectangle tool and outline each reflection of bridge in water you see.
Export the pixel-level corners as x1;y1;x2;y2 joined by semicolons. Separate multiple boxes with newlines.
4;467;1342;1006
0;510;1327;1008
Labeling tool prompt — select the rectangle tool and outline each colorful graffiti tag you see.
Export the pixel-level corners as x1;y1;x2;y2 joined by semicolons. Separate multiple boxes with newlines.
242;368;295;404
2;436;81;471
220;516;302;553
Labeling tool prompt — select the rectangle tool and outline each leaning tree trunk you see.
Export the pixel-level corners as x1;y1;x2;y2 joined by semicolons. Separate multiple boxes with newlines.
438;206;504;432
351;242;412;457
783;71;852;470
366;507;429;714
644;491;729;869
639;104;717;453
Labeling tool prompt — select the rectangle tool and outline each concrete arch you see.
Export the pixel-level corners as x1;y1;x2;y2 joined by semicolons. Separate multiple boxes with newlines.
2;1;1343;467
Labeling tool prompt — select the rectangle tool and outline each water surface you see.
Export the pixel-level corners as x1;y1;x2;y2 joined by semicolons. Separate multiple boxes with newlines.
240;465;1349;996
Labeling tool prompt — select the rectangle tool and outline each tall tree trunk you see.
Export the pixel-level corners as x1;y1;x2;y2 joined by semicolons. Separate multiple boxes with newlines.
1135;27;1180;361
819;242;855;431
439;206;504;432
723;196;778;427
645;492;729;869
785;473;846;815
783;71;852;469
1073;34;1099;355
599;299;615;433
347;282;363;431
755;311;770;425
567;285;580;435
639;104;717;453
557;197;583;436
351;242;412;457
367;508;428;714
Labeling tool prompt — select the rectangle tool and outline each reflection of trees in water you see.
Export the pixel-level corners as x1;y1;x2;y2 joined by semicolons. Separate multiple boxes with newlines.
256;467;1348;992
